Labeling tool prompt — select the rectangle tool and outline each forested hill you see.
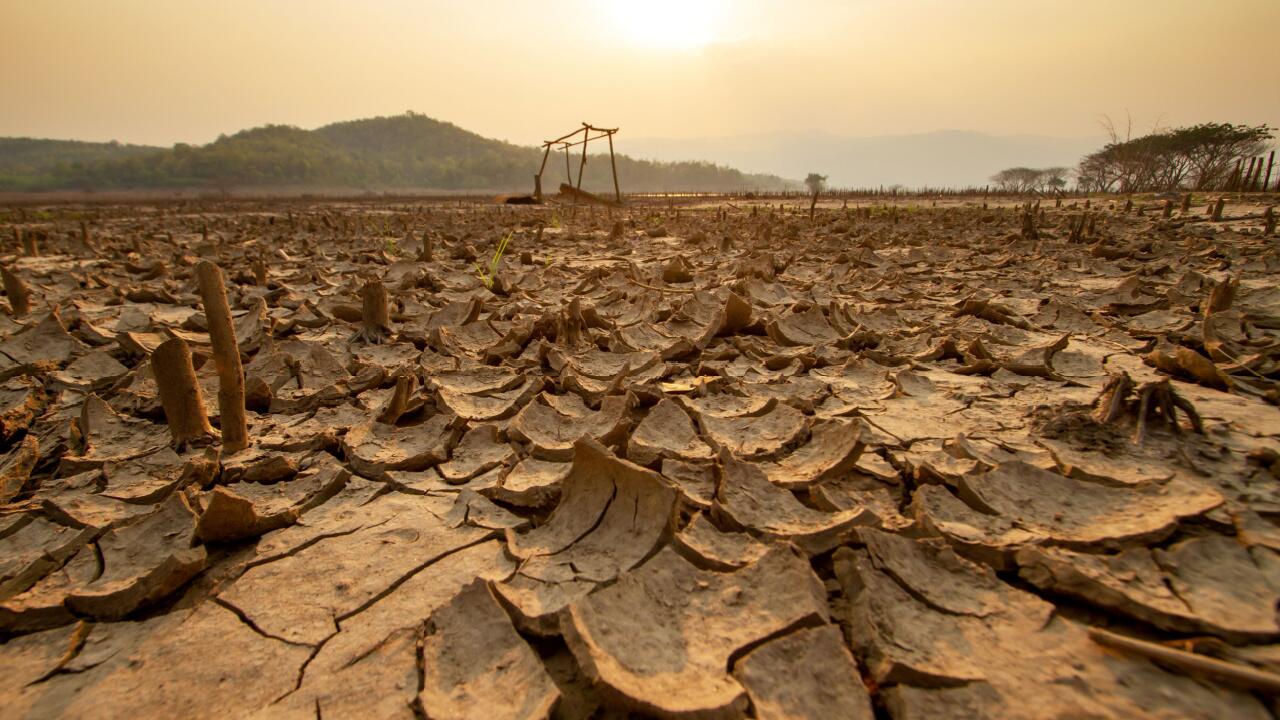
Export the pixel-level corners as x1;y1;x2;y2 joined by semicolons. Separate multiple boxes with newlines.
0;113;797;193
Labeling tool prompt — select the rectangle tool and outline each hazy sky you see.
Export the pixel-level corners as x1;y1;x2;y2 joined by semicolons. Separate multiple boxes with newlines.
2;0;1277;148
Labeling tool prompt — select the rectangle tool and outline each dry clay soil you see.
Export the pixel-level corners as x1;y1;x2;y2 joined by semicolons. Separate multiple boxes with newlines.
1;195;1279;719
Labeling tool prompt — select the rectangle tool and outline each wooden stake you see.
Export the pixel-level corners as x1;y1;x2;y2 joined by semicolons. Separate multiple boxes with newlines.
196;261;249;453
152;337;217;450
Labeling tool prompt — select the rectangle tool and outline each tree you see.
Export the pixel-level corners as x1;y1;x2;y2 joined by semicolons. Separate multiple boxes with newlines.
1041;167;1070;192
804;173;827;196
990;167;1044;193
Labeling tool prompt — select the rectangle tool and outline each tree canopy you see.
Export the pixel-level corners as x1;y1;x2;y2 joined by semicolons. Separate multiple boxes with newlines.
989;167;1070;193
1076;123;1273;193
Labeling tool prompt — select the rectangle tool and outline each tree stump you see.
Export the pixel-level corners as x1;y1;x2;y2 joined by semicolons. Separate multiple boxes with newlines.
419;230;433;262
196;261;249;452
153;337;218;450
2;266;30;316
1211;197;1225;222
352;279;391;343
251;258;268;286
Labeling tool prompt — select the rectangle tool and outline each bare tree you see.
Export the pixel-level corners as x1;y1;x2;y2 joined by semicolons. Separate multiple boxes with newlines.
804;173;827;196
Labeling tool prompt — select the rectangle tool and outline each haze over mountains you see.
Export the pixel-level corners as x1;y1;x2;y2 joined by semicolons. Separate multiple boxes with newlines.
616;131;1107;190
0;111;1114;194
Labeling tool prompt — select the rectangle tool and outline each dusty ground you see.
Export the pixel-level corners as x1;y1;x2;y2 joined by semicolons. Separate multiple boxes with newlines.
0;194;1278;719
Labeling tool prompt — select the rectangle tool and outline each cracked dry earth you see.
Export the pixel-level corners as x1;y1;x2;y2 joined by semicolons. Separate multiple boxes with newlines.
1;196;1279;719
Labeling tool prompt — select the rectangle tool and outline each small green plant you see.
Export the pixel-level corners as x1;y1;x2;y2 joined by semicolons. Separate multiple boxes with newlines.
549;213;562;229
475;231;512;289
384;237;399;256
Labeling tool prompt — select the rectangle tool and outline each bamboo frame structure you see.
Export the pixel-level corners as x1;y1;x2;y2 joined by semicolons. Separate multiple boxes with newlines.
534;123;622;204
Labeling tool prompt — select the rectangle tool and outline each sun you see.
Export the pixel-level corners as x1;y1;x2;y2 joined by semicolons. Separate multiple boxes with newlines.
603;0;727;50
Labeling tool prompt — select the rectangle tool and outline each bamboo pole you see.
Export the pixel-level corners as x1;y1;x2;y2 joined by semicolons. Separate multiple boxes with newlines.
195;261;249;452
1089;627;1280;694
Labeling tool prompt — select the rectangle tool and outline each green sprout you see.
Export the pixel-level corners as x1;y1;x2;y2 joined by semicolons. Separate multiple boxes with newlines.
475;231;512;289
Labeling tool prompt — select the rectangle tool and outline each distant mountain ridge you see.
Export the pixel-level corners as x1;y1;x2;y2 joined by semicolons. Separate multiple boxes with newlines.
616;130;1107;189
0;113;798;193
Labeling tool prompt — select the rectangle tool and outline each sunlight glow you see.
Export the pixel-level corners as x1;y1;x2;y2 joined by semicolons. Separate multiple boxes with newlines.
602;0;727;50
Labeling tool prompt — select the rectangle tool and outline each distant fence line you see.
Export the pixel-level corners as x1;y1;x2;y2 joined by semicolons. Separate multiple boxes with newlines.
1;183;1275;209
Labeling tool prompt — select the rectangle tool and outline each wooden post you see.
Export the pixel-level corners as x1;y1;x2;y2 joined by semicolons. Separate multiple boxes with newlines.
535;143;552;202
196;261;249;453
1265;151;1275;193
607;130;622;204
1211;197;1225;221
152;337;217;450
576;126;589;191
1244;157;1258;192
1181;193;1191;214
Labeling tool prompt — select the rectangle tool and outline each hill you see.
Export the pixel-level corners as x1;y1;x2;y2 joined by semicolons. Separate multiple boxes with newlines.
0;113;796;193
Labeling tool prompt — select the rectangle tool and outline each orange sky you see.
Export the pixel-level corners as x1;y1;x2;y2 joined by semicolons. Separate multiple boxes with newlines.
1;0;1277;147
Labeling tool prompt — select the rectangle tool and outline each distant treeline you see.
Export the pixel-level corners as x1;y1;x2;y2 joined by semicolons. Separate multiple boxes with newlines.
0;112;797;193
1076;123;1274;193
